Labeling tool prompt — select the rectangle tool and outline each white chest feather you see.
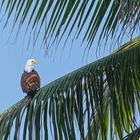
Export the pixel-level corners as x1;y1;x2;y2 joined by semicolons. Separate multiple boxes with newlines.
24;64;33;73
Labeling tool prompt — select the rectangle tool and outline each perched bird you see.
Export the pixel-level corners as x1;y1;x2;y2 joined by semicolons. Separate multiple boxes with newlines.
21;59;40;98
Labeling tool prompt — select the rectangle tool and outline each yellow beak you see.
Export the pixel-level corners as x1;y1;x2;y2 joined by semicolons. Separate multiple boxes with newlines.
32;60;38;64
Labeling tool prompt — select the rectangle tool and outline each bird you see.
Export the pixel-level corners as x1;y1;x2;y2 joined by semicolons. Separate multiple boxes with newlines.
21;59;40;98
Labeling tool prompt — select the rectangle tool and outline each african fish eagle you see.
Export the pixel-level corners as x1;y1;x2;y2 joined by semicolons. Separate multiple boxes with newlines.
21;59;40;98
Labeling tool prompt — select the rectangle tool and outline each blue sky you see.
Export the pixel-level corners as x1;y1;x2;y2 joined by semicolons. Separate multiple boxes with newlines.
0;1;114;113
0;18;105;113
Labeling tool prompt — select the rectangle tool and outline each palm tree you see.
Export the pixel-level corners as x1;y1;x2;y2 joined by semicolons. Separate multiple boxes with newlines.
0;0;140;140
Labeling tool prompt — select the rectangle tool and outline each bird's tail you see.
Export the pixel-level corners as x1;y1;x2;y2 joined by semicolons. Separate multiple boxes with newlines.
27;90;37;99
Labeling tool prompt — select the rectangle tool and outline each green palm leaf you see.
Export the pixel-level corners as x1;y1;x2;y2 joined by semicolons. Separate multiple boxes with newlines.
123;127;140;140
1;0;140;50
0;36;140;139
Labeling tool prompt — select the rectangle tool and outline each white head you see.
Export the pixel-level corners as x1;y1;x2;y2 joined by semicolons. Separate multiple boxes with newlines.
24;59;38;73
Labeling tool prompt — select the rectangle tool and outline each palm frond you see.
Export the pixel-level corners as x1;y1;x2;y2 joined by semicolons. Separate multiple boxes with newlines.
123;127;140;140
1;0;140;51
113;36;140;54
0;36;140;139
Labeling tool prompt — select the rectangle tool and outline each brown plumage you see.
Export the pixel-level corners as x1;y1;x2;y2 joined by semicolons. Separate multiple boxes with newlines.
21;70;40;98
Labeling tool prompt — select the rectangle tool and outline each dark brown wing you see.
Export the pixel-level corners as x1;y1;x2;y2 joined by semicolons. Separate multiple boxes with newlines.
21;70;40;93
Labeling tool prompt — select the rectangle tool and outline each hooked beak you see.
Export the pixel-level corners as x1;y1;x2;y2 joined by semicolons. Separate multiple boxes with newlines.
32;60;38;64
